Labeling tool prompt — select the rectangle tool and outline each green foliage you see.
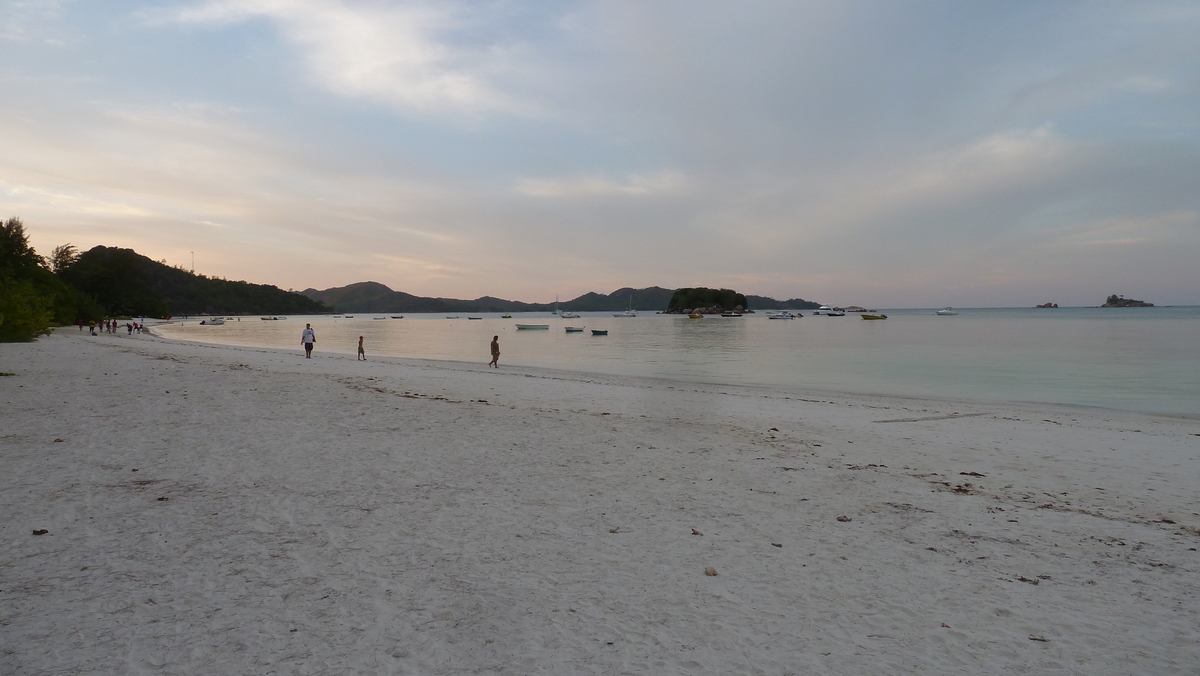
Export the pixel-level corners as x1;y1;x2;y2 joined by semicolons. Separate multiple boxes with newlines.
48;243;80;273
0;276;54;341
668;287;748;311
0;217;79;340
60;246;329;316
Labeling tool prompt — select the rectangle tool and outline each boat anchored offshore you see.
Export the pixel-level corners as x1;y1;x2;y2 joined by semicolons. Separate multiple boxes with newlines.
936;307;958;316
516;324;549;330
861;314;888;320
565;326;585;332
591;329;608;335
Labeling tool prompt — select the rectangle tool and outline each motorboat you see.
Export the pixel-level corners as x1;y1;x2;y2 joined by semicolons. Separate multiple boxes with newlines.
565;326;585;332
824;310;845;316
936;307;958;316
814;305;833;315
721;312;744;317
591;329;608;335
560;310;580;319
199;317;225;325
766;311;794;319
516;324;549;330
861;314;888;320
688;314;703;319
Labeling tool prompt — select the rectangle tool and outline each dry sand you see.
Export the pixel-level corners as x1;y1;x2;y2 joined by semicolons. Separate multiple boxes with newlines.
2;329;1198;675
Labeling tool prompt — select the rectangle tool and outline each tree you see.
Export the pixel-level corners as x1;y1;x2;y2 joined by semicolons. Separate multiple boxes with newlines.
48;243;80;273
0;217;43;270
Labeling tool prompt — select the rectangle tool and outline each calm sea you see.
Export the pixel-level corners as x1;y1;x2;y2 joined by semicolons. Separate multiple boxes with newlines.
156;307;1200;417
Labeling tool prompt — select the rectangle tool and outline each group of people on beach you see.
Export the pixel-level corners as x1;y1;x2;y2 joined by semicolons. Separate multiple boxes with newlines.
300;325;501;367
82;319;144;336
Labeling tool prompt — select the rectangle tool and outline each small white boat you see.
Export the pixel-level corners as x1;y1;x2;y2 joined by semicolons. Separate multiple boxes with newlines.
824;310;845;316
936;307;958;316
199;317;225;325
516;324;549;330
613;295;636;317
560;311;580;319
767;313;794;319
814;305;833;315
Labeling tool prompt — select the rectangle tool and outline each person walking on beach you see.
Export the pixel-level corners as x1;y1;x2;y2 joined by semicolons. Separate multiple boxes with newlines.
489;335;500;367
357;336;366;361
301;323;316;358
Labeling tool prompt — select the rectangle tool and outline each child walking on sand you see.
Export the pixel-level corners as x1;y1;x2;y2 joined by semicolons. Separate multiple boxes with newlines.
358;336;366;360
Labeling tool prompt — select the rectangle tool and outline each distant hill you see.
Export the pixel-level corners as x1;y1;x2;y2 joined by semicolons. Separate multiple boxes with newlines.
303;282;817;313
61;246;330;317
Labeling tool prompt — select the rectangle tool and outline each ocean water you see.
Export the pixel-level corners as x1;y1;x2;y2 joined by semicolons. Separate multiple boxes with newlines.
157;307;1200;417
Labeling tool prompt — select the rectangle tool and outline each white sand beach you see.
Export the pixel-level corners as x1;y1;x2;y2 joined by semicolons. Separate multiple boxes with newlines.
3;329;1198;675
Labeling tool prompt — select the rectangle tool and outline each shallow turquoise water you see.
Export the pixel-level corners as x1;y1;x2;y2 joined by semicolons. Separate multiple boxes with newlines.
159;307;1200;417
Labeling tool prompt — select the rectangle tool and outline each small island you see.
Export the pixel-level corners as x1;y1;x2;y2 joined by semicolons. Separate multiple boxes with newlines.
1102;294;1154;308
1035;302;1058;308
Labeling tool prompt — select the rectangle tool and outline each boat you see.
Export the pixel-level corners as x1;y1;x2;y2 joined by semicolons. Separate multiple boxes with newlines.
260;316;286;320
390;316;403;319
688;314;703;319
501;315;512;319
720;312;744;317
765;311;794;319
515;324;549;330
591;329;608;335
446;316;459;319
861;314;888;320
199;317;225;325
936;307;958;316
613;295;636;317
333;315;343;318
560;310;580;319
344;315;354;318
468;317;483;320
565;326;585;332
373;317;387;320
814;305;832;315
824;310;845;316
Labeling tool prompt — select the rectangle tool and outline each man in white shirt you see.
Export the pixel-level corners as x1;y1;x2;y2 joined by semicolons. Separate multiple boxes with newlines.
301;324;316;358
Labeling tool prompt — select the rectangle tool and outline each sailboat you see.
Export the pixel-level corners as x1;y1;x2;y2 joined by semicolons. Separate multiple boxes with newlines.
613;295;637;317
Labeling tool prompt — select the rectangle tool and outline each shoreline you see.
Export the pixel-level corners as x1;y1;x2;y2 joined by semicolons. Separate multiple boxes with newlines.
150;321;1200;421
3;330;1198;674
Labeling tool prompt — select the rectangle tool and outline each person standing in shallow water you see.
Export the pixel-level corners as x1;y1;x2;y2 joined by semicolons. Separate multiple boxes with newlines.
357;336;366;361
489;335;500;367
301;323;316;358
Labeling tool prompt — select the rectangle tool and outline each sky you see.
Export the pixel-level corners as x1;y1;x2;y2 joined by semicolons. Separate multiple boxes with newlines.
2;0;1198;307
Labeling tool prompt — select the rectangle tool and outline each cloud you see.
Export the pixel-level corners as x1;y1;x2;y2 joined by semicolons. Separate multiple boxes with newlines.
153;0;529;116
516;171;688;199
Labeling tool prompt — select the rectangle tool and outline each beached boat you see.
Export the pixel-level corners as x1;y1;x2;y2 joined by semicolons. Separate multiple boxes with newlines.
390;316;403;319
446;316;459;319
344;315;354;318
199;317;225;325
591;329;608;335
501;315;512;319
565;326;585;332
516;324;549;330
936;307;958;316
372;317;387;320
260;316;286;320
861;314;888;320
468;317;482;320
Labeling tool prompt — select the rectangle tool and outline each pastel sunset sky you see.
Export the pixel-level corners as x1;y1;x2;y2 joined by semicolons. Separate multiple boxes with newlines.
3;1;1198;306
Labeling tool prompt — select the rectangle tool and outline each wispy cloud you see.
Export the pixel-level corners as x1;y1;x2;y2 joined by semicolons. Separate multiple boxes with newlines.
151;0;529;116
516;171;688;199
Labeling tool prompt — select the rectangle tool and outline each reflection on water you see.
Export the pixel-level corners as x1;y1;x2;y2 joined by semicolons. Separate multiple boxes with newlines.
158;307;1200;416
